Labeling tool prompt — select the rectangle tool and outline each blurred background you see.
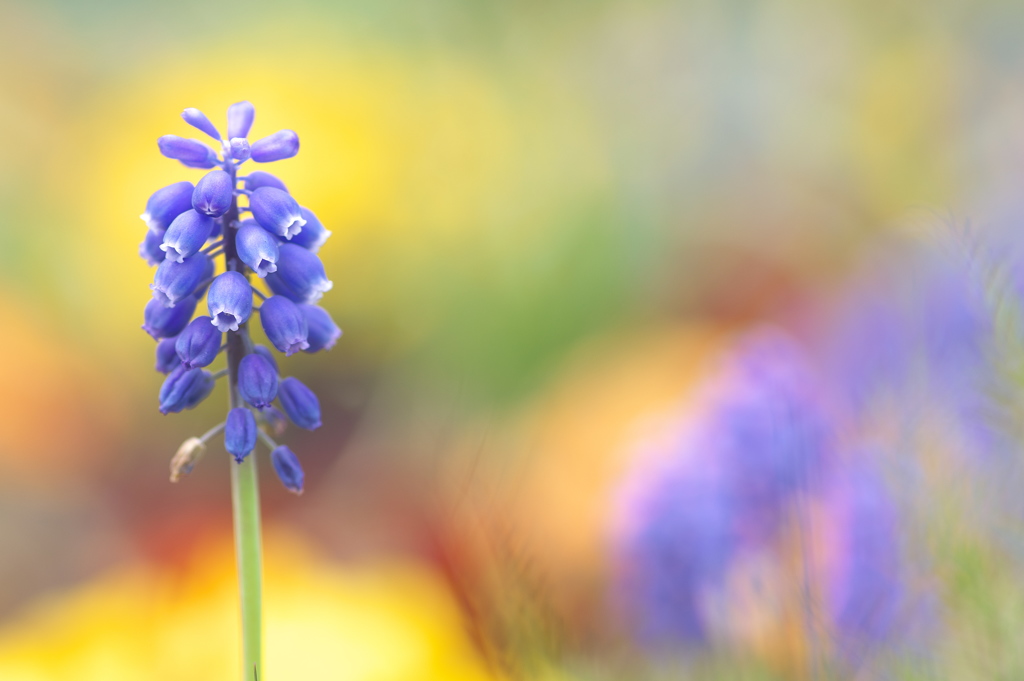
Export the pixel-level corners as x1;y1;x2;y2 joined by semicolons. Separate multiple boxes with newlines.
5;0;1024;678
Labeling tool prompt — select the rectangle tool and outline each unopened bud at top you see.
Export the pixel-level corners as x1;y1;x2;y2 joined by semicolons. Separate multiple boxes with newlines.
192;170;234;217
227;101;256;139
207;271;253;332
260;295;309;355
181;108;221;140
229;138;251;162
157;135;217;168
250;187;306;239
141;181;194;233
251;130;299;163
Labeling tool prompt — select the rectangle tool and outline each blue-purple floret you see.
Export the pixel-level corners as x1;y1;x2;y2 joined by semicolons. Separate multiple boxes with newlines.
192;170;234;218
143;101;333;493
225;408;257;463
270;445;304;494
238;353;279;408
175;316;222;369
277;377;321;430
141;181;195;233
161;210;215;263
250;187;306;239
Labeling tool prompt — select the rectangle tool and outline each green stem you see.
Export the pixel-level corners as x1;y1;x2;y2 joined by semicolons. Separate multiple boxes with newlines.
222;156;263;680
231;449;263;680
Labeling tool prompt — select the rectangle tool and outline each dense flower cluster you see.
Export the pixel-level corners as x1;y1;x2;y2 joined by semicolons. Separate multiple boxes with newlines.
612;330;904;665
141;103;341;494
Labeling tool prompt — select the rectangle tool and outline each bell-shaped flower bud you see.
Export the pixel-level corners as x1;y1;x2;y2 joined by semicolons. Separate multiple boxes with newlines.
229;137;251;162
244;171;288;193
265;244;333;304
278;377;321;430
139;229;165;266
271;445;304;494
207;271;253;332
161;210;215;263
192;170;234;217
170;436;206;482
143;294;198;339
181;108;221;140
300;305;342;352
253;344;279;373
238;353;279;408
251;130;299;163
175;315;223;368
159;366;215;414
141;181;194;233
260;295;309;355
250;187;306;239
151;253;211;307
289;207;332;253
236;221;280;278
157;135;218;168
156;337;182;373
225;408;258;463
227;101;256;139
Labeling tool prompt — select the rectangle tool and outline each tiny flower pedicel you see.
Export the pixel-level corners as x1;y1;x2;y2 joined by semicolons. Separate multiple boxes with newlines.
139;102;341;679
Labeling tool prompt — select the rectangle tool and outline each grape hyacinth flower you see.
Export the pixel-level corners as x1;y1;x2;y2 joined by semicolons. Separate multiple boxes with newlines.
139;103;340;679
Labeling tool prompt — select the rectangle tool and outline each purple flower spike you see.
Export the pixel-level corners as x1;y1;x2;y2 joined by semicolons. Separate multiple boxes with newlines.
290;207;332;253
227;101;255;139
238;353;278;408
139;229;165;266
225;408;257;463
143;295;198;339
300;305;342;352
159;366;215;414
141;181;195;233
151;253;210;308
207;271;253;332
236;221;280;277
245;171;288;193
260;295;309;355
270;445;304;494
250;187;306;239
155;337;182;374
192;170;234;218
265;244;333;304
175;316;223;369
251;130;299;163
229;138;251;162
161;209;215;263
181;108;221;141
278;377;321;430
157;135;218;168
